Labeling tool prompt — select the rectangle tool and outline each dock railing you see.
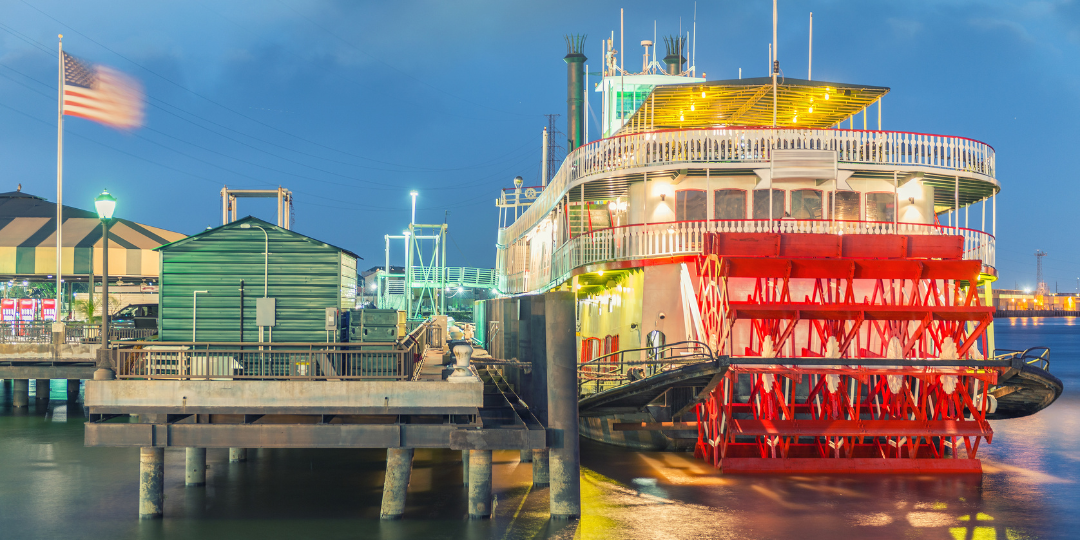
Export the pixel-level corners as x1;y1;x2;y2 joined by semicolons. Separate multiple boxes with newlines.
578;340;716;395
0;321;155;344
115;319;439;381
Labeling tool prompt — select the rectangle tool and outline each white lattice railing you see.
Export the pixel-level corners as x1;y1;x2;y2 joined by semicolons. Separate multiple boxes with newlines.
502;127;995;245
501;219;995;294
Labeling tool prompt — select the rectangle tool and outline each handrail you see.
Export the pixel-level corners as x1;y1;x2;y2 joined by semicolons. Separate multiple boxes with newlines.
578;340;716;395
503;218;997;294
502;126;997;245
994;347;1051;372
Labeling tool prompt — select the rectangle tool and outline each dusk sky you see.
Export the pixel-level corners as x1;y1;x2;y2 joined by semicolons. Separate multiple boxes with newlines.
1;1;1078;289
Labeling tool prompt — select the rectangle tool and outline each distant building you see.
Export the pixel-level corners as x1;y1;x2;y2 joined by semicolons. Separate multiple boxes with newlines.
993;289;1079;312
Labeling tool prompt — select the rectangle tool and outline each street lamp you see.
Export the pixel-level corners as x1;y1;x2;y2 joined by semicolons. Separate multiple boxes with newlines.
94;190;116;349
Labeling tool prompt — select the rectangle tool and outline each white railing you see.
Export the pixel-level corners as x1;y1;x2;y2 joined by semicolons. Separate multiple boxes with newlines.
407;267;498;288
503;127;996;245
504;219;995;294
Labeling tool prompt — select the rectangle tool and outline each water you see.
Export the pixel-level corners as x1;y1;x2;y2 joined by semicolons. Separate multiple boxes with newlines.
0;318;1076;539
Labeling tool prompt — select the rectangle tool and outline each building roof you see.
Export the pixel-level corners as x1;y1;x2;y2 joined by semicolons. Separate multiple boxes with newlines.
155;215;361;260
615;77;890;134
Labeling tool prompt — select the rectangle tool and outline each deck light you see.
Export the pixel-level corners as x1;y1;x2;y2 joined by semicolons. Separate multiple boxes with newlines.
701;92;706;98
598;271;604;276
808;107;813;113
609;202;617;211
691;104;695;111
94;190;116;220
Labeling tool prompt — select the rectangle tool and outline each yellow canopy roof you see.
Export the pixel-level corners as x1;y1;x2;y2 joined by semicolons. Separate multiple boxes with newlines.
616;77;890;134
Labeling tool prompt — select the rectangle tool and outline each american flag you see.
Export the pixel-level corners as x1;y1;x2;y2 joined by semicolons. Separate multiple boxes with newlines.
62;52;144;129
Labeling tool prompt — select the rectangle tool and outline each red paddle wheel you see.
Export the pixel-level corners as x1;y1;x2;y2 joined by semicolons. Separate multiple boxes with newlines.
694;231;997;473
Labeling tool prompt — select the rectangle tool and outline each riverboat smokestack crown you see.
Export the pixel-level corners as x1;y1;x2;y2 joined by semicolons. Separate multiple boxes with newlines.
564;34;587;150
663;35;685;75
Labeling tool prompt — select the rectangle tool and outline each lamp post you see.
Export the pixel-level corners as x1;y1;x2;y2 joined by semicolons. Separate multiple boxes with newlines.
94;190;116;349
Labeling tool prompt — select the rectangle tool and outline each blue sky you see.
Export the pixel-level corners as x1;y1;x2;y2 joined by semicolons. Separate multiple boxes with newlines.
1;1;1078;289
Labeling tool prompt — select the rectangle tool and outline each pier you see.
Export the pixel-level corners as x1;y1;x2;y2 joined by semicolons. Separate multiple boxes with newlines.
82;292;581;520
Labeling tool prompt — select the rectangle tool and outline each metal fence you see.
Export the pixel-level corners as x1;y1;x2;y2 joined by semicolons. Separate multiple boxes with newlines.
0;321;155;344
116;318;440;381
578;340;716;395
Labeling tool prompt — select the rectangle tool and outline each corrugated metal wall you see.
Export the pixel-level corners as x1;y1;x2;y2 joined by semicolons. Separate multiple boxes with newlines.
158;218;357;343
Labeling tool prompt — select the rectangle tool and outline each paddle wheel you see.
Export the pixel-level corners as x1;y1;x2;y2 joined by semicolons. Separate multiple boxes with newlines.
693;231;998;473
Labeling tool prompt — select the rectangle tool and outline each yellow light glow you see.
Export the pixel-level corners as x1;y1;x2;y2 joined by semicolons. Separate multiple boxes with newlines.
679;114;684;121
690;104;695;111
701;92;706;98
598;270;604;276
808;107;813;113
825;93;830;100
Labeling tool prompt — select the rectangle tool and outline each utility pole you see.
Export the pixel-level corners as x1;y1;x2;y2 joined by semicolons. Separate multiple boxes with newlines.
543;114;565;186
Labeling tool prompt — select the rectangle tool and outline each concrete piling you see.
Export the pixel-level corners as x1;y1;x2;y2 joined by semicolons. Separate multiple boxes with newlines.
520;449;533;463
467;449;493;519
185;447;206;486
532;449;550;487
35;379;50;400
228;448;247;462
12;379;29;408
139;447;164;519
66;380;80;401
546;292;581;520
461;449;469;485
379;447;414;520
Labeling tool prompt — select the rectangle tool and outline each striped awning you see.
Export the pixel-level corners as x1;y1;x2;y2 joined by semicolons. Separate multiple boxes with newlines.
0;190;185;278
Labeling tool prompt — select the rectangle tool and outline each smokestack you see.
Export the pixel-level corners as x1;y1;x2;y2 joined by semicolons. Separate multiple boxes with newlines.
564;34;587;151
663;35;685;75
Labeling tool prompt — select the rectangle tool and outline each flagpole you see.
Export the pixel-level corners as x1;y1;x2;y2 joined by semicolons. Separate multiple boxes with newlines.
56;35;63;318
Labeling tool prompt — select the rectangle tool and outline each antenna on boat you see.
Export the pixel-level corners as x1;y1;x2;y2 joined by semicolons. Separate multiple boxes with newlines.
620;8;624;72
808;12;813;80
692;2;697;77
772;0;778;127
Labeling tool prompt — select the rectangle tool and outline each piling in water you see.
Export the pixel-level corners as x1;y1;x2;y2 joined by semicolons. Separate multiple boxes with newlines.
532;448;550;487
546;292;581;519
139;447;164;519
12;379;28;408
35;379;50;400
520;449;533;463
467;449;493;519
461;449;469;486
380;447;414;520
66;379;80;401
229;448;247;463
185;447;206;486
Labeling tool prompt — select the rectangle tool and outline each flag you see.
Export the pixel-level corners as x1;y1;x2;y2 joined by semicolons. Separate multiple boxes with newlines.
62;52;144;130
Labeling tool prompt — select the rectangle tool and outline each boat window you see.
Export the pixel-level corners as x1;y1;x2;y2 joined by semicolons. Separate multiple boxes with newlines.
617;87;652;119
713;189;747;220
753;189;785;219
865;192;896;223
675;190;707;221
790;189;823;220
829;191;861;221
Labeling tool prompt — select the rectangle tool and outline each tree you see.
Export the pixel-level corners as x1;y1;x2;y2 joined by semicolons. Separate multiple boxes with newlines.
71;293;120;324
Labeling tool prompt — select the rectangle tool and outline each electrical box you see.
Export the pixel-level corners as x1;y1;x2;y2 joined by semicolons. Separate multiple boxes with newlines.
256;297;276;327
325;308;338;331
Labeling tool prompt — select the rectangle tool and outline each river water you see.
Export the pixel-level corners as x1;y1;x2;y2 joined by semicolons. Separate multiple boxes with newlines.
0;318;1075;539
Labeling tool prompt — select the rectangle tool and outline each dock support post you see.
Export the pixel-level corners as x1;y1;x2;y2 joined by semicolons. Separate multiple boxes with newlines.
139;447;164;519
379;447;414;520
532;449;550;487
461;450;469;485
546;291;580;520
66;379;80;401
229;448;247;463
520;449;533;463
185;448;206;486
467;449;493;519
35;379;50;400
12;379;29;408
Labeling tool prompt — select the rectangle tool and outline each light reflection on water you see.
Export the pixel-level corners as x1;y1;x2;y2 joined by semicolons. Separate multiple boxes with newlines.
0;318;1076;539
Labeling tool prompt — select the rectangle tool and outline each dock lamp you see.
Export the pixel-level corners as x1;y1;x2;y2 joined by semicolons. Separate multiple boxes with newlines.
94;190;116;349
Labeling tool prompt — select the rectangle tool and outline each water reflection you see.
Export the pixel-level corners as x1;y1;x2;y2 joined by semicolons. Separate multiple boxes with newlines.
0;317;1075;539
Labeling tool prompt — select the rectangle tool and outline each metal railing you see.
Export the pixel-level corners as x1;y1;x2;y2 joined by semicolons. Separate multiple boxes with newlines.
0;321;155;344
116;318;440;381
407;267;497;288
505;218;996;294
502;127;996;244
578;340;716;395
994;347;1051;371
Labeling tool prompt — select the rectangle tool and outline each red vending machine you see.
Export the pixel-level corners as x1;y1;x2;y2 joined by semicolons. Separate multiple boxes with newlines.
18;299;36;321
41;299;57;321
1;299;15;321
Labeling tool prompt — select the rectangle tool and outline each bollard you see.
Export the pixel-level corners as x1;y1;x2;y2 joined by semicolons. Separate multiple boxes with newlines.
139;447;165;519
462;450;469;486
12;379;29;408
185;448;206;486
379;448;414;520
545;292;581;519
229;448;247;463
66;379;80;401
35;379;50;400
532;449;550;487
520;449;533;463
467;449;493;519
